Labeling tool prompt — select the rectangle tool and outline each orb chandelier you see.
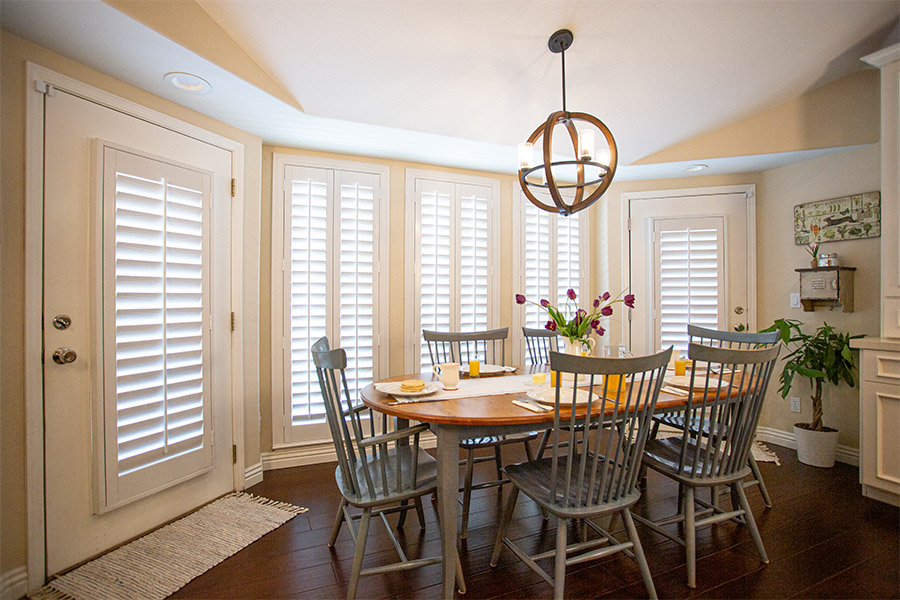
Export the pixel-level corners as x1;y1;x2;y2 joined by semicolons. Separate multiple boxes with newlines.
518;29;618;216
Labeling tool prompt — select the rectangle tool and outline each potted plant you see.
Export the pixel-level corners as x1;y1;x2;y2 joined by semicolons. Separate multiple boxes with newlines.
763;318;863;467
805;242;820;268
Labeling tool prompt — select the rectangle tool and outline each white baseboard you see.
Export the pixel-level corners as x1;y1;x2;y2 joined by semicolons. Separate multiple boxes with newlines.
244;462;263;488
756;426;859;466
1;566;28;600
262;432;437;471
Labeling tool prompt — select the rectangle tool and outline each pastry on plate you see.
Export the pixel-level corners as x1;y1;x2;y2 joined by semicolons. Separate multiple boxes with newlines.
400;379;425;393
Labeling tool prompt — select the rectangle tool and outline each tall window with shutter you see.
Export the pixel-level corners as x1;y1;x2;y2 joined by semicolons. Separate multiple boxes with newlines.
513;193;588;363
652;217;724;352
101;148;213;509
272;156;389;446
405;171;499;372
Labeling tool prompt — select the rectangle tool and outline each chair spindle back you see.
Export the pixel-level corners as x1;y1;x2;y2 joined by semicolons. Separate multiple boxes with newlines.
423;328;508;366
522;327;558;366
546;348;672;509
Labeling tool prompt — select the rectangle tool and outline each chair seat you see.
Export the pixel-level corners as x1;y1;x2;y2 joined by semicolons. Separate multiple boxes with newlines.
642;437;750;486
654;412;725;439
460;431;538;449
336;445;437;507
505;457;641;518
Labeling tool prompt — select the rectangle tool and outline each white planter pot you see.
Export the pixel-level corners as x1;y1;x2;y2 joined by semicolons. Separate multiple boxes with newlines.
793;424;839;468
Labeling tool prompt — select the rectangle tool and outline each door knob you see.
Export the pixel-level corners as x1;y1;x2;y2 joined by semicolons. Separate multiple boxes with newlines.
733;324;746;332
52;347;77;364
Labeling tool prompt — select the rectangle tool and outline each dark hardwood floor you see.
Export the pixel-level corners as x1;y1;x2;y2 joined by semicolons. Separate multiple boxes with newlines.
171;443;899;599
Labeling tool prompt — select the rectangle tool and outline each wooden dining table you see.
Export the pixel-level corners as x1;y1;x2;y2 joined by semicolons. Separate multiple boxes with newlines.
360;365;690;600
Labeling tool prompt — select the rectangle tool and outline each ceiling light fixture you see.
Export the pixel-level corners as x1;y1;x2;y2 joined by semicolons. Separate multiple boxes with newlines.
684;164;708;172
518;29;617;216
164;72;211;94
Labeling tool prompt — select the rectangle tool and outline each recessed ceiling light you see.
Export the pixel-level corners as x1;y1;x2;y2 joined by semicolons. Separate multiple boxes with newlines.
164;72;211;94
684;164;708;172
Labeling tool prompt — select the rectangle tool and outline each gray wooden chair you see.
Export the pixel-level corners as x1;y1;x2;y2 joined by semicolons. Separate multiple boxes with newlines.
636;342;780;588
650;325;780;506
490;347;673;600
423;327;542;538
522;326;558;365
312;342;465;598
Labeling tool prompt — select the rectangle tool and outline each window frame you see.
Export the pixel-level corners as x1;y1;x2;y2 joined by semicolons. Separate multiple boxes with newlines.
270;153;390;448
511;190;590;365
403;169;500;373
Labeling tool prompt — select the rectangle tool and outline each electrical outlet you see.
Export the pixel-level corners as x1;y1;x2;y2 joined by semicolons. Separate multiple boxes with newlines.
790;293;801;309
790;396;801;413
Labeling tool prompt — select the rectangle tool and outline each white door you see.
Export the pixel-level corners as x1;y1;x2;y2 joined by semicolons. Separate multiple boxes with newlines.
42;89;234;574
626;186;756;356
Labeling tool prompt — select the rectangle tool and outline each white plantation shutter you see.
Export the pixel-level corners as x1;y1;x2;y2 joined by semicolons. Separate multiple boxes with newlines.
458;185;490;332
103;148;212;508
337;171;377;402
520;197;584;328
276;159;387;445
286;166;329;425
654;218;724;352
418;180;454;369
409;173;498;372
523;203;552;329
555;212;581;308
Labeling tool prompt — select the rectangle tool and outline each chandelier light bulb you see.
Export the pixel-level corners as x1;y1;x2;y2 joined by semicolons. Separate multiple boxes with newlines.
518;142;534;170
597;149;611;167
578;129;595;161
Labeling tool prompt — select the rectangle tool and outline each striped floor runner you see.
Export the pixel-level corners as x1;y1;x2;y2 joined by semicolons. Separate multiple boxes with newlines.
31;492;307;600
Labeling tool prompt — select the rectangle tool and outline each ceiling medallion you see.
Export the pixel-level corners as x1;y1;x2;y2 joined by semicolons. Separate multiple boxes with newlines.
518;29;618;216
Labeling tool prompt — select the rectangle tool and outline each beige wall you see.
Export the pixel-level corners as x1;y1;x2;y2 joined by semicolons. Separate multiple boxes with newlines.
0;32;262;576
756;144;882;449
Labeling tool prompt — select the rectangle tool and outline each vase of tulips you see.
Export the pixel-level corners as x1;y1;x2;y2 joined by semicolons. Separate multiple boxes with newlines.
515;288;635;356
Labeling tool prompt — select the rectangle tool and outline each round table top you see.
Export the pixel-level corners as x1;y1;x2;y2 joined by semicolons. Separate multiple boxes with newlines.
359;366;688;426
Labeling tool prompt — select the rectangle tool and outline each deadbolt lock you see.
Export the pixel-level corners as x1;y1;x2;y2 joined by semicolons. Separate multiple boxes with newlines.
53;314;72;330
734;306;745;315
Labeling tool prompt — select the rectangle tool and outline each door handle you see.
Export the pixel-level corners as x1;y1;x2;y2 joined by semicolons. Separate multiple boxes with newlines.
52;347;77;364
733;324;746;332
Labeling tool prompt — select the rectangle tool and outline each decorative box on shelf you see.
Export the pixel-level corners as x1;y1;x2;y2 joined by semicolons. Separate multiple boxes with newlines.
795;266;856;312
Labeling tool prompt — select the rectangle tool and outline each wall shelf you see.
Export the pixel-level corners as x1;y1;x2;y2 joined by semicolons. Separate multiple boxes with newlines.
795;266;856;312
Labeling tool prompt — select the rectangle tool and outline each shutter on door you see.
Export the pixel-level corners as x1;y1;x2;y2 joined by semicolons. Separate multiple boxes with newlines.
555;213;581;307
458;184;490;332
104;148;212;509
657;224;722;351
523;202;552;329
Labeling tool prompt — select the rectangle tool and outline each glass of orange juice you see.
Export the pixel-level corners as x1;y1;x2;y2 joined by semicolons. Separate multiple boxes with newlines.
674;352;688;376
602;344;630;390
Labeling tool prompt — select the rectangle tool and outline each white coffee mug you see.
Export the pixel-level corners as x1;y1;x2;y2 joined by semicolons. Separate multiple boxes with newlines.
432;362;460;390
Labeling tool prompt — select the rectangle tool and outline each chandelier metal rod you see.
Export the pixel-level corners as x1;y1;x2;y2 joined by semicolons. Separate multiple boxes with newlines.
561;48;567;112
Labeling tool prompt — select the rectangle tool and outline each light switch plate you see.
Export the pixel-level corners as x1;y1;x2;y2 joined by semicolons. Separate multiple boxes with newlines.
790;293;801;309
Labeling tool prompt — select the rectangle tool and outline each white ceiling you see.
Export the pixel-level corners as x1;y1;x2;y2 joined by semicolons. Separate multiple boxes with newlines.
2;0;898;178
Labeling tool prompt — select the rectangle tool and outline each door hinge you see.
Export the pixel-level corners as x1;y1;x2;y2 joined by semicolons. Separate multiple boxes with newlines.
627;216;632;231
231;178;236;198
230;312;235;332
232;445;238;464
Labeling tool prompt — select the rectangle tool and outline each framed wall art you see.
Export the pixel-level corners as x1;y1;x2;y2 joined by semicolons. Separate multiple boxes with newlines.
794;191;881;245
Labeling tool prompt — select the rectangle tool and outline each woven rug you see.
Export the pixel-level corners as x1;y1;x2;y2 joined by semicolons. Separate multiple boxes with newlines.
655;426;781;465
30;492;307;600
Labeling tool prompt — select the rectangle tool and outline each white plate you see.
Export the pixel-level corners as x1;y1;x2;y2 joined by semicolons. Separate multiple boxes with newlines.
527;387;600;406
664;375;720;390
460;363;510;375
374;381;443;397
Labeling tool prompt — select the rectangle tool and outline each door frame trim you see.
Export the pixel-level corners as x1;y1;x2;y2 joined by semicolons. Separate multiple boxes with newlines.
24;62;247;590
620;184;757;351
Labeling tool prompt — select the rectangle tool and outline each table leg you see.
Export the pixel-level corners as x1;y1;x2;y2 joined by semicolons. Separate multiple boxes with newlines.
435;424;460;599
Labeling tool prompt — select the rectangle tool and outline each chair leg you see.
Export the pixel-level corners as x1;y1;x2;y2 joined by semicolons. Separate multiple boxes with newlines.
553;516;568;600
461;448;476;539
684;486;697;588
710;485;720;510
431;494;467;594
414;496;427;529
622;509;657;600
748;454;773;507
536;429;551;459
523;440;549;521
490;486;520;566
329;497;349;547
733;482;769;564
347;507;372;600
398;499;409;527
493;445;504;482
